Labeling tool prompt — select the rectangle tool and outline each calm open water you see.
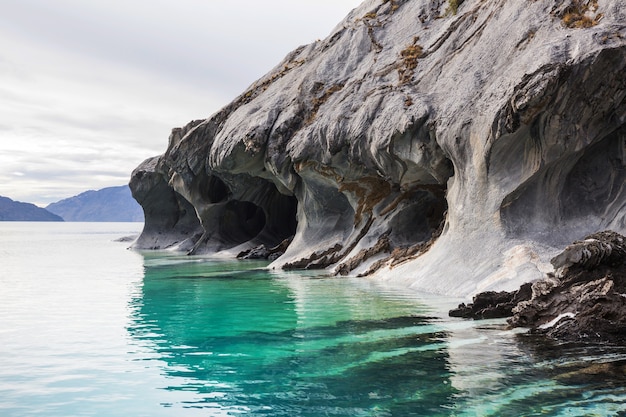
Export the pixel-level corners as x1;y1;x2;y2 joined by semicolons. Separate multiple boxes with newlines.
1;222;625;416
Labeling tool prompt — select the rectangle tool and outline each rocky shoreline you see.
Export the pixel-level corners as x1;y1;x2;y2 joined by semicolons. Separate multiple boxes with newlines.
450;231;626;343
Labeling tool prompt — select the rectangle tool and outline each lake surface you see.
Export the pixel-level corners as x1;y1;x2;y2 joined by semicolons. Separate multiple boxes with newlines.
1;222;625;416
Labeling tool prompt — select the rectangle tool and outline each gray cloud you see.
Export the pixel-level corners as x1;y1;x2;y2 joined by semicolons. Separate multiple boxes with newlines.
1;0;361;97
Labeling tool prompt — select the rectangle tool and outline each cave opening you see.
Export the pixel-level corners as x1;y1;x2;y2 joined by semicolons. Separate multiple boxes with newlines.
387;144;453;248
216;192;299;248
561;127;625;222
199;175;229;204
500;126;626;245
219;200;266;245
262;193;299;246
387;184;448;247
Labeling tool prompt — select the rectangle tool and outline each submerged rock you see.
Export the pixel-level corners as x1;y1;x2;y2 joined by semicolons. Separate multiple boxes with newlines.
130;0;626;296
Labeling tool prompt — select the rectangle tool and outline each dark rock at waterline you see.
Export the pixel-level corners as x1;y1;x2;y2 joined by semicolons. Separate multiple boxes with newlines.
509;231;626;343
237;237;294;261
449;283;532;319
238;245;271;260
451;231;626;344
114;235;139;243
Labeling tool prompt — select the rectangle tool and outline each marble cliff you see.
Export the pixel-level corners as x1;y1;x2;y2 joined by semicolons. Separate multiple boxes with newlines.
130;0;626;297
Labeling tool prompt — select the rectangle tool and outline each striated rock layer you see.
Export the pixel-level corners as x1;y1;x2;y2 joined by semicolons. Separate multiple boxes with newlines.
130;0;626;296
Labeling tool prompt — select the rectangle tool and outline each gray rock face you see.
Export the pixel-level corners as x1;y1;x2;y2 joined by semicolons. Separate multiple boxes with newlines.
551;230;626;277
130;0;626;296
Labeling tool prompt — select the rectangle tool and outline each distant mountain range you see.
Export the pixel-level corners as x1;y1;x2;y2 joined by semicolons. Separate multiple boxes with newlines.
0;196;63;221
46;185;144;222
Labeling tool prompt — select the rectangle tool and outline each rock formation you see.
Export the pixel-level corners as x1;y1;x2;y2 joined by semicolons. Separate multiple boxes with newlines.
448;283;532;320
509;230;626;343
450;231;626;343
130;0;626;296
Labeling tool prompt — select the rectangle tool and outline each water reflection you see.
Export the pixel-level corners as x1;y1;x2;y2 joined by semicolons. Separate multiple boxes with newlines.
440;318;626;416
127;254;456;416
127;254;626;416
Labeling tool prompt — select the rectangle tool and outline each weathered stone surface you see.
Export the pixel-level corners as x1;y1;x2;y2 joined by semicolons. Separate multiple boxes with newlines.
508;231;626;343
449;283;532;319
451;231;626;343
130;156;204;251
237;237;293;261
131;0;626;296
550;230;626;277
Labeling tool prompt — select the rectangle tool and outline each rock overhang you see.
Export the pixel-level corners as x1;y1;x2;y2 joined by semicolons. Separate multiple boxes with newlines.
130;0;626;296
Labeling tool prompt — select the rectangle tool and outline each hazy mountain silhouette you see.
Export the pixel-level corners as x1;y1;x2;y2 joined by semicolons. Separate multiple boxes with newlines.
0;196;63;221
47;185;144;222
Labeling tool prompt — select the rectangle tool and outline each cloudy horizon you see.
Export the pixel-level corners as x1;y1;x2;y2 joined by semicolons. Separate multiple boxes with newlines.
0;0;363;206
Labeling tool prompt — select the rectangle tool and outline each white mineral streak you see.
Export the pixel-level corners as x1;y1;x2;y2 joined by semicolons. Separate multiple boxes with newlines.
538;312;576;330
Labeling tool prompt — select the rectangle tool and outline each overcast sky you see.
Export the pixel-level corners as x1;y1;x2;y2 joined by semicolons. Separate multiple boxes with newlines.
0;0;362;206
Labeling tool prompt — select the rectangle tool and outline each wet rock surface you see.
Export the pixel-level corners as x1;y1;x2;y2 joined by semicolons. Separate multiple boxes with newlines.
451;231;626;343
510;231;626;343
237;237;294;261
130;0;626;296
449;283;532;320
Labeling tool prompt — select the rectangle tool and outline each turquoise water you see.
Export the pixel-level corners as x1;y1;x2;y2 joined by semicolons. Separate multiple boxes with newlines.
1;223;625;416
